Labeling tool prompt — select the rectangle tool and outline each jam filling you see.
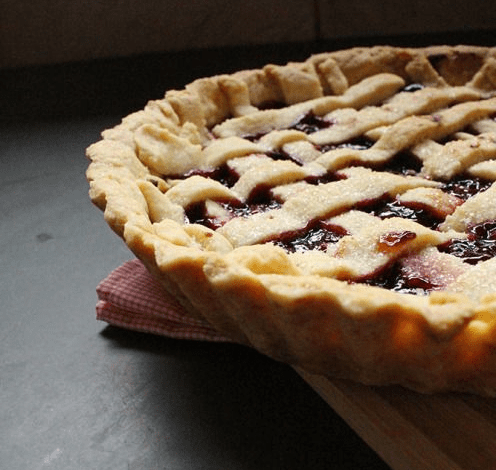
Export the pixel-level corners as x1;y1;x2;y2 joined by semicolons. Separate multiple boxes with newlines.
289;110;333;134
179;164;240;188
378;231;417;253
178;106;495;294
362;261;442;295
304;171;343;185
363;220;496;294
244;111;333;143
402;83;425;93
185;197;283;230
374;151;423;175
441;175;493;201
268;220;348;253
357;196;443;229
266;149;302;165
439;221;496;265
317;136;374;154
185;185;283;230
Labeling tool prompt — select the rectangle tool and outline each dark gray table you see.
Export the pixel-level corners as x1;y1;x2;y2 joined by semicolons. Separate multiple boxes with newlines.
0;116;391;469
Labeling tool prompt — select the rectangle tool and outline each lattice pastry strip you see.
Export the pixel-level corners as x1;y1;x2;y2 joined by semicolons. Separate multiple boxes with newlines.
216;167;439;247
212;73;406;138
414;132;496;179
287;215;460;280
397;187;462;219
308;85;480;146
319;98;496;175
440;183;496;232
449;258;496;302
229;158;315;201
468;160;496;180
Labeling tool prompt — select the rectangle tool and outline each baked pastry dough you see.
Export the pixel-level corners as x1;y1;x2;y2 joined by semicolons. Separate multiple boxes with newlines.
87;45;496;395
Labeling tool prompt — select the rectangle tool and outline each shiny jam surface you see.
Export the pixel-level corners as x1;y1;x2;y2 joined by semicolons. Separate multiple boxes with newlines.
290;110;333;134
357;196;442;229
441;176;493;200
180;108;495;293
365;220;496;294
269;221;348;253
439;221;496;265
362;261;442;294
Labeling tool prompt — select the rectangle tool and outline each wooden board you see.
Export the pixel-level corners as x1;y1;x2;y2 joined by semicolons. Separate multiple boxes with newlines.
294;367;496;470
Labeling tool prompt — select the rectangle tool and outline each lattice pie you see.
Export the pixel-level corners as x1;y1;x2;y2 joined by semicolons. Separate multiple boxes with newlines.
87;45;496;395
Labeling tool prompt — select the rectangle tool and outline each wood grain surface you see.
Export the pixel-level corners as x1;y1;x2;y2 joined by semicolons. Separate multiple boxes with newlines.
295;367;496;470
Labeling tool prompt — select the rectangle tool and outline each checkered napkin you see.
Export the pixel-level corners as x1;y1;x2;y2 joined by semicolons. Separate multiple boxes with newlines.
96;259;232;342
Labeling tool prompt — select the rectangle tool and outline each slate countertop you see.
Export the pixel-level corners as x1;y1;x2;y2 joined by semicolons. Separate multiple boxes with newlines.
0;103;390;470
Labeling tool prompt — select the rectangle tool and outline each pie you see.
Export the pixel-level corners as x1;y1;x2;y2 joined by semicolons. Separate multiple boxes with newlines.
86;45;496;395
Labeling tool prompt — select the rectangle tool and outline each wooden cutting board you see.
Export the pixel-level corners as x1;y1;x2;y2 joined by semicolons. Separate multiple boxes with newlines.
294;367;496;470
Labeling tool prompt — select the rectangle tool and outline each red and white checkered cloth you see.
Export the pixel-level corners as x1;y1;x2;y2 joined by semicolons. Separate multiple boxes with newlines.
96;259;232;342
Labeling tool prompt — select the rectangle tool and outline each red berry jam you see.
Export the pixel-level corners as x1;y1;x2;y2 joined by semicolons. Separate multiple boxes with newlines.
268;220;348;253
439;220;496;265
178;112;495;293
356;196;443;229
362;261;442;295
441;175;492;200
289;110;334;134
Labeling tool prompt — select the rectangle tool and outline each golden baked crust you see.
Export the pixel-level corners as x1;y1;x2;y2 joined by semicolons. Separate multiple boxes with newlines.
86;45;496;395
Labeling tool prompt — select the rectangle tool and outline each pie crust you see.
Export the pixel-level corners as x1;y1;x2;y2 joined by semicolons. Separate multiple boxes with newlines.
86;45;496;395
